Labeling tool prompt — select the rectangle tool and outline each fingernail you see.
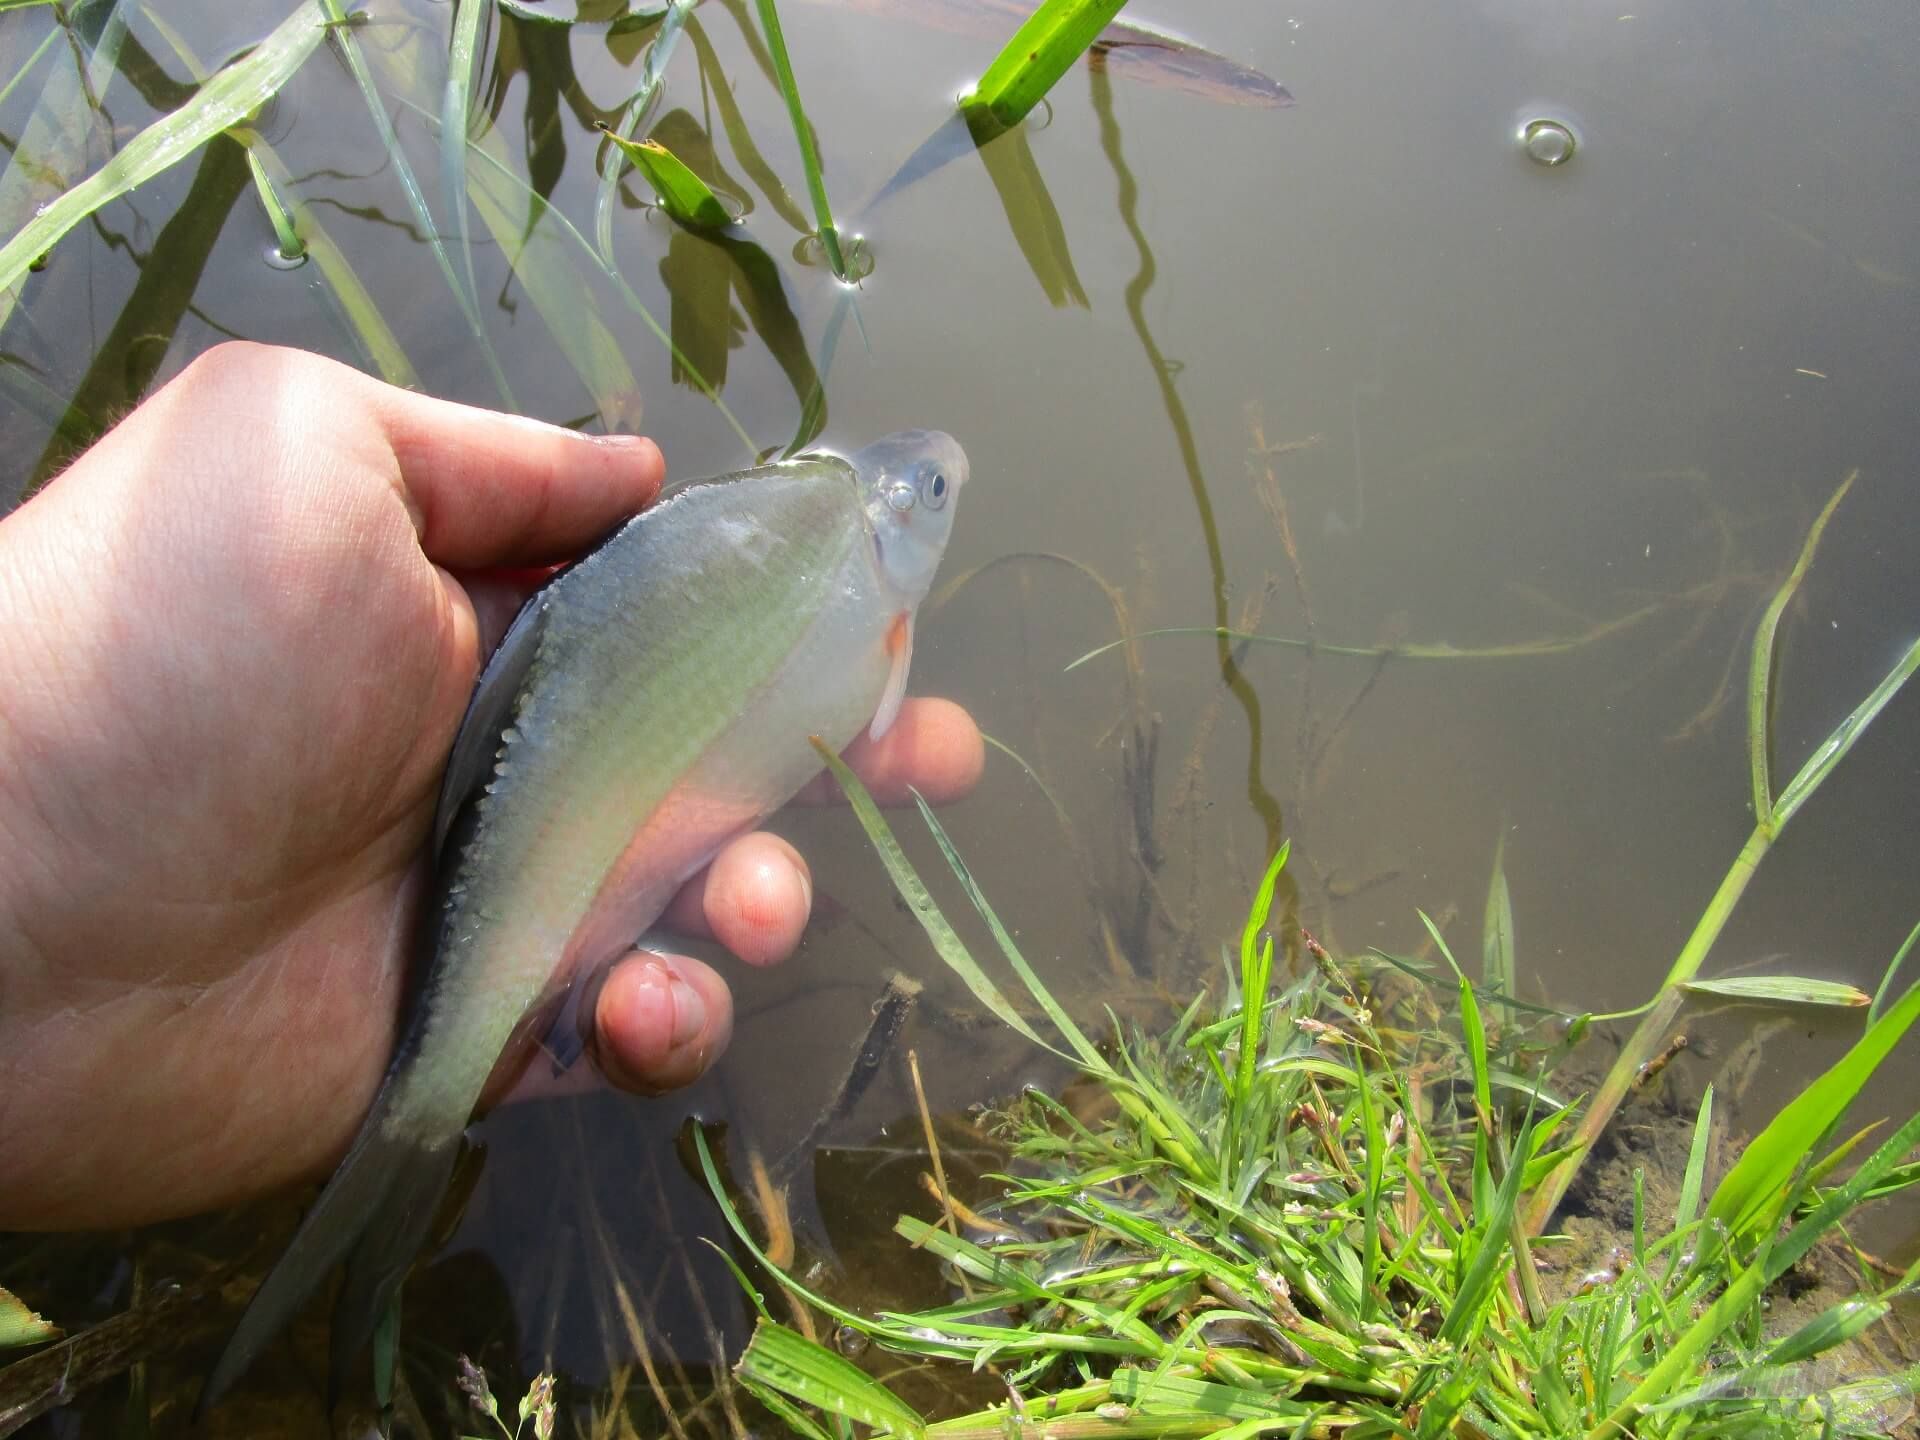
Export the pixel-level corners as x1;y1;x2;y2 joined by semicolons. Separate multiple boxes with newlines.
793;860;813;917
587;432;653;449
669;975;707;1049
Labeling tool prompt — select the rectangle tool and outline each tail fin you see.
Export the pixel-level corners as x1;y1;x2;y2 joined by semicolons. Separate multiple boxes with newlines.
199;1121;458;1414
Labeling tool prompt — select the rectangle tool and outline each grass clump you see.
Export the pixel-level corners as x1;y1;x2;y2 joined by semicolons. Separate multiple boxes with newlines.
711;835;1920;1438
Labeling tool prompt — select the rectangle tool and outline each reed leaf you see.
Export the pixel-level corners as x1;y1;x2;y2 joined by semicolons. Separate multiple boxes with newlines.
599;129;732;227
1680;975;1869;1007
316;0;513;403
1747;470;1856;832
751;0;845;279
961;0;1128;139
592;0;694;260
0;2;327;300
1773;633;1920;828
1870;918;1920;1023
1481;830;1516;1025
1701;975;1920;1252
736;1321;927;1440
808;740;1046;1050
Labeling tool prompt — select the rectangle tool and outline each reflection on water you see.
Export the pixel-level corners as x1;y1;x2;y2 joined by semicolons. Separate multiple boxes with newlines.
2;0;1917;1424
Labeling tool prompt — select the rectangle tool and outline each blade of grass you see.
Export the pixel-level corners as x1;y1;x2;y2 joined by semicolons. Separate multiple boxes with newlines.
0;0;133;335
1773;633;1920;828
1747;471;1856;832
315;0;513;404
1482;829;1516;1027
1680;975;1868;1007
592;0;694;262
751;0;845;279
960;0;1128;140
807;739;1046;1050
1870;919;1920;1024
1701;974;1920;1252
736;1321;927;1439
441;0;488;321
0;1;328;299
132;9;417;388
600;130;732;227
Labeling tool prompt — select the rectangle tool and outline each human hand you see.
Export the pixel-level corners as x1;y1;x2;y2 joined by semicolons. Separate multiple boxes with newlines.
0;343;982;1230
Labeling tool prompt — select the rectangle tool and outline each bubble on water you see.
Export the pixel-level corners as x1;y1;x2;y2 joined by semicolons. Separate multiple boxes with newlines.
832;1325;869;1358
792;231;876;285
263;244;308;271
1518;115;1578;167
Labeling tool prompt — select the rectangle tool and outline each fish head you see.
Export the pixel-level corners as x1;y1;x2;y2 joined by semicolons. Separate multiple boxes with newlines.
851;429;967;603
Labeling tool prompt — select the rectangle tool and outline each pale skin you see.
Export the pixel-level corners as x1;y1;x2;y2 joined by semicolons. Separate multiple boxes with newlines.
0;342;984;1231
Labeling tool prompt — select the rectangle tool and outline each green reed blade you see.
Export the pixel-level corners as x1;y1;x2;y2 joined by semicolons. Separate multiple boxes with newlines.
1764;1299;1891;1369
0;23;57;111
1680;975;1869;1007
808;740;1048;1051
442;0;488;313
1870;919;1920;1023
737;1321;927;1440
1481;830;1516;1026
1747;470;1856;833
235;132;418;387
960;0;1127;140
0;1;327;300
433;96;751;444
1596;1105;1920;1438
1702;975;1920;1252
0;0;132;336
316;0;513;404
600;129;732;227
1672;1084;1713;1236
1232;845;1290;1103
908;794;1103;1072
751;0;845;279
593;0;694;261
1773;633;1920;829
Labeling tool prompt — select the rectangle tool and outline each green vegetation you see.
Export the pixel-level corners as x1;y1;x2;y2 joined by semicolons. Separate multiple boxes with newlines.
699;486;1920;1438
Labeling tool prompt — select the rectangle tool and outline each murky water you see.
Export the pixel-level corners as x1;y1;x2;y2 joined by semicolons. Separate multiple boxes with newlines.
2;0;1917;1424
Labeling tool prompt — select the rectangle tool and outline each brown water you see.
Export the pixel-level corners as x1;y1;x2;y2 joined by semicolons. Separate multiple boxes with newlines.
2;0;1917;1423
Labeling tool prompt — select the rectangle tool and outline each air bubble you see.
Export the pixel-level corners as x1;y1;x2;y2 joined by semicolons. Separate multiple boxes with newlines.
1519;116;1578;167
263;245;308;271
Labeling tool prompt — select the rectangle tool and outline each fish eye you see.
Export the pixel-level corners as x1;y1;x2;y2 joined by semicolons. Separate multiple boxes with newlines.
885;479;916;512
920;465;948;510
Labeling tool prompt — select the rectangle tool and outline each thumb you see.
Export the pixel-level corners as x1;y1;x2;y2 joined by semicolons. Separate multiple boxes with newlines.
362;375;665;570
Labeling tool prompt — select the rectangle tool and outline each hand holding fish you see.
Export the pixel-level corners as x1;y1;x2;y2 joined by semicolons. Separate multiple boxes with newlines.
0;343;981;1239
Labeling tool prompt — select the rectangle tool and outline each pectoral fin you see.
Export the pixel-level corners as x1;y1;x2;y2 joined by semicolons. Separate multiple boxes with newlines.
870;611;913;741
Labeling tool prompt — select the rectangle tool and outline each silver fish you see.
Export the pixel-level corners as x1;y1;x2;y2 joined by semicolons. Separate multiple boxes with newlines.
204;429;968;1407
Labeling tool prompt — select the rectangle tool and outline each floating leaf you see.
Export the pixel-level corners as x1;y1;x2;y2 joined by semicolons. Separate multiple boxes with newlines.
598;127;732;227
1681;975;1869;1008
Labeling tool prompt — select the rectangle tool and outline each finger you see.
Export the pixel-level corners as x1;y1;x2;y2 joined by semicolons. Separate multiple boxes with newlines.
794;696;984;807
661;832;812;967
363;375;664;570
590;951;734;1095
